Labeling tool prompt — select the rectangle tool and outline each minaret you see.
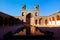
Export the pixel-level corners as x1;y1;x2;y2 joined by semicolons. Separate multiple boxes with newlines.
22;4;26;10
34;4;39;10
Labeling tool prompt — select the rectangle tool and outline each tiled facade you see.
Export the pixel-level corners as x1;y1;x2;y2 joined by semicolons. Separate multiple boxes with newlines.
15;4;60;27
0;4;60;27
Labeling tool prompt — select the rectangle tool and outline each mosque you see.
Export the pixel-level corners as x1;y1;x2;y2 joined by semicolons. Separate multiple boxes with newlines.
0;4;60;39
0;4;60;27
15;4;60;27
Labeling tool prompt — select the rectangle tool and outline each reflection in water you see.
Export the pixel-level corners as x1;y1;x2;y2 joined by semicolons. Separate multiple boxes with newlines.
3;25;54;40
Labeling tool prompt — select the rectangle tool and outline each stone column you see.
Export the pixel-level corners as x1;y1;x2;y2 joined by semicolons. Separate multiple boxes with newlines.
50;18;52;25
55;16;57;25
37;19;39;26
47;18;49;26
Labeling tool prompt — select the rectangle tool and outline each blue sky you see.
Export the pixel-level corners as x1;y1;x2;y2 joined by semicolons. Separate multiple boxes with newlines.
0;0;60;16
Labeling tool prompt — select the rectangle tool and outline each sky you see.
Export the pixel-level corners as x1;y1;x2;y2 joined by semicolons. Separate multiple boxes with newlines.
0;0;60;16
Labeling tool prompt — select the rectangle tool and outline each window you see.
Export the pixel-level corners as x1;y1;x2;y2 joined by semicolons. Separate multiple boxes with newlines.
22;12;24;16
45;19;48;25
52;17;55;21
35;12;37;16
35;20;37;25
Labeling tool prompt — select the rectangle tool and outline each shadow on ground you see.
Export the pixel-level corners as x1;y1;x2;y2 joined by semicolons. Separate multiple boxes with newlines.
3;27;54;40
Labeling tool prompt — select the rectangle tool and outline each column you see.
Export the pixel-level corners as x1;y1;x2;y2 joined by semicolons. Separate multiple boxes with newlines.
55;16;56;25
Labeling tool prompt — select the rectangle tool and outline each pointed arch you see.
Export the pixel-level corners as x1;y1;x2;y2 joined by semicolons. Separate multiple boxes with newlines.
26;13;31;25
0;16;3;26
56;15;60;20
45;19;48;25
39;18;42;25
52;17;55;21
35;20;37;25
35;12;37;16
